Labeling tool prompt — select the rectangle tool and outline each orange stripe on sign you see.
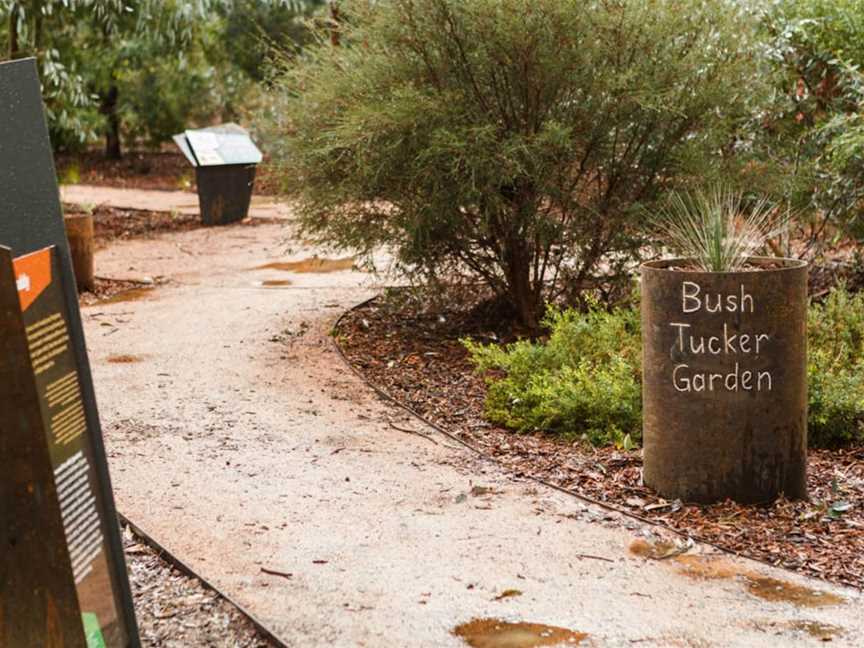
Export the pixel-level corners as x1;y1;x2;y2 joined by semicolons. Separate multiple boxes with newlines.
13;246;53;312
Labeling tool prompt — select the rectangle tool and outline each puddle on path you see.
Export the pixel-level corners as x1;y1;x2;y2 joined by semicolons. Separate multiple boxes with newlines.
252;256;355;274
786;620;844;640
453;618;587;648
630;539;845;608
745;575;844;607
97;287;155;305
106;354;143;364
257;279;293;288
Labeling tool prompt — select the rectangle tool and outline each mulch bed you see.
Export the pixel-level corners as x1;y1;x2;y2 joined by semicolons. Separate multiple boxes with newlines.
124;525;274;647
56;151;283;196
335;290;864;590
64;204;203;250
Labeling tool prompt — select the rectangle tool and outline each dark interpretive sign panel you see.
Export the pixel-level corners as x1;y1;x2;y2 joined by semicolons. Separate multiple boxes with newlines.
174;123;263;167
0;59;140;647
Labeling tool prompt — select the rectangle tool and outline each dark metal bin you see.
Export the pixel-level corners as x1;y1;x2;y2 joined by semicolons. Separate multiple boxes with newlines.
173;124;263;226
194;164;257;226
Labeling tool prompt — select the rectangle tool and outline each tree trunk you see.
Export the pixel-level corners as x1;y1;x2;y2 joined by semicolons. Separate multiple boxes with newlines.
101;84;122;160
8;4;20;59
33;0;42;55
504;237;540;331
329;2;341;46
64;214;95;293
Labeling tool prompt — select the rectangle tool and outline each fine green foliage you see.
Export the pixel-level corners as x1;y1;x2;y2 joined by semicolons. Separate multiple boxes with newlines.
654;187;788;272
263;0;768;329
757;0;864;243
808;285;864;446
1;1;322;154
468;287;864;447
464;304;642;446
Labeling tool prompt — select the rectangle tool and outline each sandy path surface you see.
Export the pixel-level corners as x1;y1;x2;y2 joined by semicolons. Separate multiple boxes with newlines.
79;214;864;647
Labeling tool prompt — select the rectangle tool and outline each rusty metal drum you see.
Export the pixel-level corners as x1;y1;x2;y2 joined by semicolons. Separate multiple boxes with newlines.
641;257;808;504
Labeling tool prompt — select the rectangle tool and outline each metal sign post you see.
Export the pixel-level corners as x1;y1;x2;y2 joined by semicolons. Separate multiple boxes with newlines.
0;58;140;647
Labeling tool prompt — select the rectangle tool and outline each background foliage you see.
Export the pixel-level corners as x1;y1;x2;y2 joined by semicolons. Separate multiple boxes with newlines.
756;0;864;246
0;0;324;155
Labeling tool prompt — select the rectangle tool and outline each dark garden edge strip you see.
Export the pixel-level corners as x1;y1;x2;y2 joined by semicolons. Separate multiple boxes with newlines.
118;513;287;648
330;295;861;591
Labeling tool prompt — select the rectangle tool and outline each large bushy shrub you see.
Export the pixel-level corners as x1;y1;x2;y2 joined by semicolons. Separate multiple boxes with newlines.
757;0;864;242
468;288;864;448
263;0;768;328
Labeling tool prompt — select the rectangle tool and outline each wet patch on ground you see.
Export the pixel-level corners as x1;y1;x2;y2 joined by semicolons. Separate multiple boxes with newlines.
106;354;144;364
631;538;845;608
746;575;845;607
96;286;156;305
786;619;845;640
257;279;293;288
252;256;355;273
452;618;587;648
629;537;688;561
752;618;845;642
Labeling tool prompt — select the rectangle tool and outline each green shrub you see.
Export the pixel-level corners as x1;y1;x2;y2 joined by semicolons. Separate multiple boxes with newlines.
465;304;641;446
808;285;864;446
755;0;864;242
263;0;769;329
468;287;864;448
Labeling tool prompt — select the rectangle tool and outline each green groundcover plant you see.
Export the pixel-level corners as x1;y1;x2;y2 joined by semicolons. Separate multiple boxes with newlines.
467;286;864;448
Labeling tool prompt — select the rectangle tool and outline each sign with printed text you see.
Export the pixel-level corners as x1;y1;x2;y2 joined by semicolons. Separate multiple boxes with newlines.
0;58;140;648
8;247;128;647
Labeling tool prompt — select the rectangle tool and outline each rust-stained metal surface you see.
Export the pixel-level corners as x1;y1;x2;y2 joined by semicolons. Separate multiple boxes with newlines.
194;164;256;226
641;257;808;504
0;247;87;648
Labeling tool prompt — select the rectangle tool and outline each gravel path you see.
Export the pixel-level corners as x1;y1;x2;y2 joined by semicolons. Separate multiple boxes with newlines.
60;184;292;220
71;191;864;647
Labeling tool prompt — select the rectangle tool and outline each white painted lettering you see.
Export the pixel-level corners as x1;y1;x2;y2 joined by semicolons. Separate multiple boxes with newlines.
723;323;737;354
682;282;701;313
725;363;739;392
673;364;691;392
670;323;690;352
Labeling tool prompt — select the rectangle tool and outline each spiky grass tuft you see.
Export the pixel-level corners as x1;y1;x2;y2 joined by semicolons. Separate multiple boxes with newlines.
655;187;790;272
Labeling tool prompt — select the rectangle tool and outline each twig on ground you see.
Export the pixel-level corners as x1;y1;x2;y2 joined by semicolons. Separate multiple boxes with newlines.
388;421;439;445
260;567;293;580
575;553;615;563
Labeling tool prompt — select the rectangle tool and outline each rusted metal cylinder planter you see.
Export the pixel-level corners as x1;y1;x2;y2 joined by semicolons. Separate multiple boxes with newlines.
641;257;808;504
63;213;95;292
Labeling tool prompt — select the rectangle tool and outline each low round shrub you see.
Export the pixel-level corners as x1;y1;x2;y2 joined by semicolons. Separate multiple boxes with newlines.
467;287;864;448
